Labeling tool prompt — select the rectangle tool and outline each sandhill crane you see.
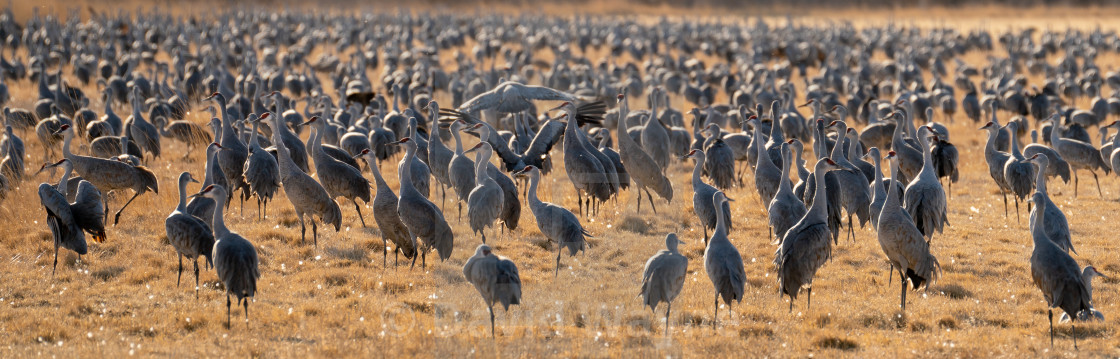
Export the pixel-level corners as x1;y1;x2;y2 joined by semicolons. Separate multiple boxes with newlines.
904;126;950;241
888;111;923;184
1106;122;1120;198
1060;266;1108;323
701;123;736;191
769;142;806;243
448;120;477;220
930;134;959;196
1027;154;1075;253
642;88;672;170
1001;121;1036;222
749;117;781;206
191;185;260;328
463;244;521;337
262;94;310;174
515;165;589;276
392;137;454;268
704;191;744;327
826;120;872;241
187;142;227;229
776;157;849;312
555;102;611;216
425;101;454;206
1024;130;1071;184
466;141;503;243
1;125;22;185
165;172;214;297
686;149;732;241
153;116;211;159
268;112;341;246
56;124;157;225
302;115;371;227
205;93;250;210
640;233;688;335
356;149;416;267
458;80;583;114
38;159;106;275
845;128;876;183
981;121;1014;217
803;120;843;243
878;151;941;311
1049;114;1108;197
616;93;673;213
399;117;431;198
1027;192;1091;349
242;115;280;220
125;88;161;159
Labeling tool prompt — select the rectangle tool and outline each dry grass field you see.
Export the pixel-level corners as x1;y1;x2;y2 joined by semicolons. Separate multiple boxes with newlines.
0;3;1118;358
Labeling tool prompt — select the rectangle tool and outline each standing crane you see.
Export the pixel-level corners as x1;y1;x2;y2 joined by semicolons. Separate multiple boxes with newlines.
904;126;950;241
165;172;214;297
515;165;589;276
268;112;341;246
205;93;250;211
356;149;416;267
462;244;521;337
776;157;849;312
1060;266;1108;323
466;141;503;243
639;233;688;336
768;142;806;243
615;93;673;213
826;120;872;241
1003;121;1036;223
187;142;227;229
242;114;280;220
704;191;744;327
301;116;371;227
685;149;732;241
1027;154;1075;253
877;151;941;311
982;121;1014;217
392;137;454;268
1048;114;1108;197
191;185;260;328
1027;192;1091;349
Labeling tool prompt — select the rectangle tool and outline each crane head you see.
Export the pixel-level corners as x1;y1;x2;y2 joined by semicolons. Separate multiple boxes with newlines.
980;121;994;130
548;102;572;112
298;116;319;127
259;113;271;121
798;99;814;107
786;139;795;144
616;93;624;101
353;148;372;160
886;151;897;159
465;142;486;153
204;92;221;101
52;124;71;136
828;120;841;128
1085;266;1109;279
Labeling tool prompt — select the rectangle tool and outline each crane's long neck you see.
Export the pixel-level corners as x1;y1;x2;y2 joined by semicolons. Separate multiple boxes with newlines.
713;198;728;239
769;104;783;142
1082;270;1095;299
399;144;416;190
451;127;464;154
891;116;906;151
1034;158;1049;195
526;171;542;208
249;120;261;149
778;146;792;193
212;193;230;239
474;149;491;183
203;147;216;187
829;125;846;160
271;120;296;174
1111;126;1120;149
871;153;884;194
919;132;934;173
1009;127;1024;158
691;152;705;187
177;176;189;212
809;162;829;220
62;129;74;159
754;123;773;167
885;158;901;211
57;162;73;195
367;155;388;187
793;143;809;180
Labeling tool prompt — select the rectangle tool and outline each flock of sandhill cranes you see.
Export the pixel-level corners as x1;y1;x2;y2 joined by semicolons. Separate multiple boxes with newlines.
0;7;1113;348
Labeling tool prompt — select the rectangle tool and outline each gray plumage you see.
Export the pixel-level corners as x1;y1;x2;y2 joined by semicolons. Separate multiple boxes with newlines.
459;81;581;114
1003;122;1036;222
58;125;157;225
1049;114;1108;197
399;117;431;198
1060;266;1107;323
463;244;521;337
750;118;783;206
982;120;1014;218
768;142;805;243
558;102;611;215
165;172;215;296
269;112;341;247
205;93;249;207
827;120;872;241
466;141;503;243
425;101;454;205
305;116;371;227
187;142;226;229
904;126;950;241
357;149;416;267
704;191;745;326
1027;154;1075;254
1024;130;1071;184
877;151;941;312
243;115;280;220
640;233;688;335
641;88;672;171
197;185;260;328
1028;191;1092;349
616;93;673;213
394;137;454;268
777;158;845;312
448;120;477;220
687;149;732;241
516;166;588;276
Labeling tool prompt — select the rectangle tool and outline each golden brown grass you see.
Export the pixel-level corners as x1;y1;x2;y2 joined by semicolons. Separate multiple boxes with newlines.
0;5;1117;358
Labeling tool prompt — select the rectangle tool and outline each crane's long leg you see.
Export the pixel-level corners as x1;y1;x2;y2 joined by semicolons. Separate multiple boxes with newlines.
1014;195;1020;224
1000;189;1008;218
113;190;145;225
1091;170;1102;197
1048;309;1054;347
1073;323;1078;350
52;242;59;276
177;254;183;287
646;189;658;213
226;293;232;329
409;233;419;269
712;292;718;329
382;236;389;269
312;220;318;248
636;187;642;214
354;199;367;227
807;287;813;311
193;258;200;299
299;215;307;244
665;302;672;336
1073;170;1079;197
489;305;496;338
900;270;907;312
554;245;561;277
243;297;250;328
